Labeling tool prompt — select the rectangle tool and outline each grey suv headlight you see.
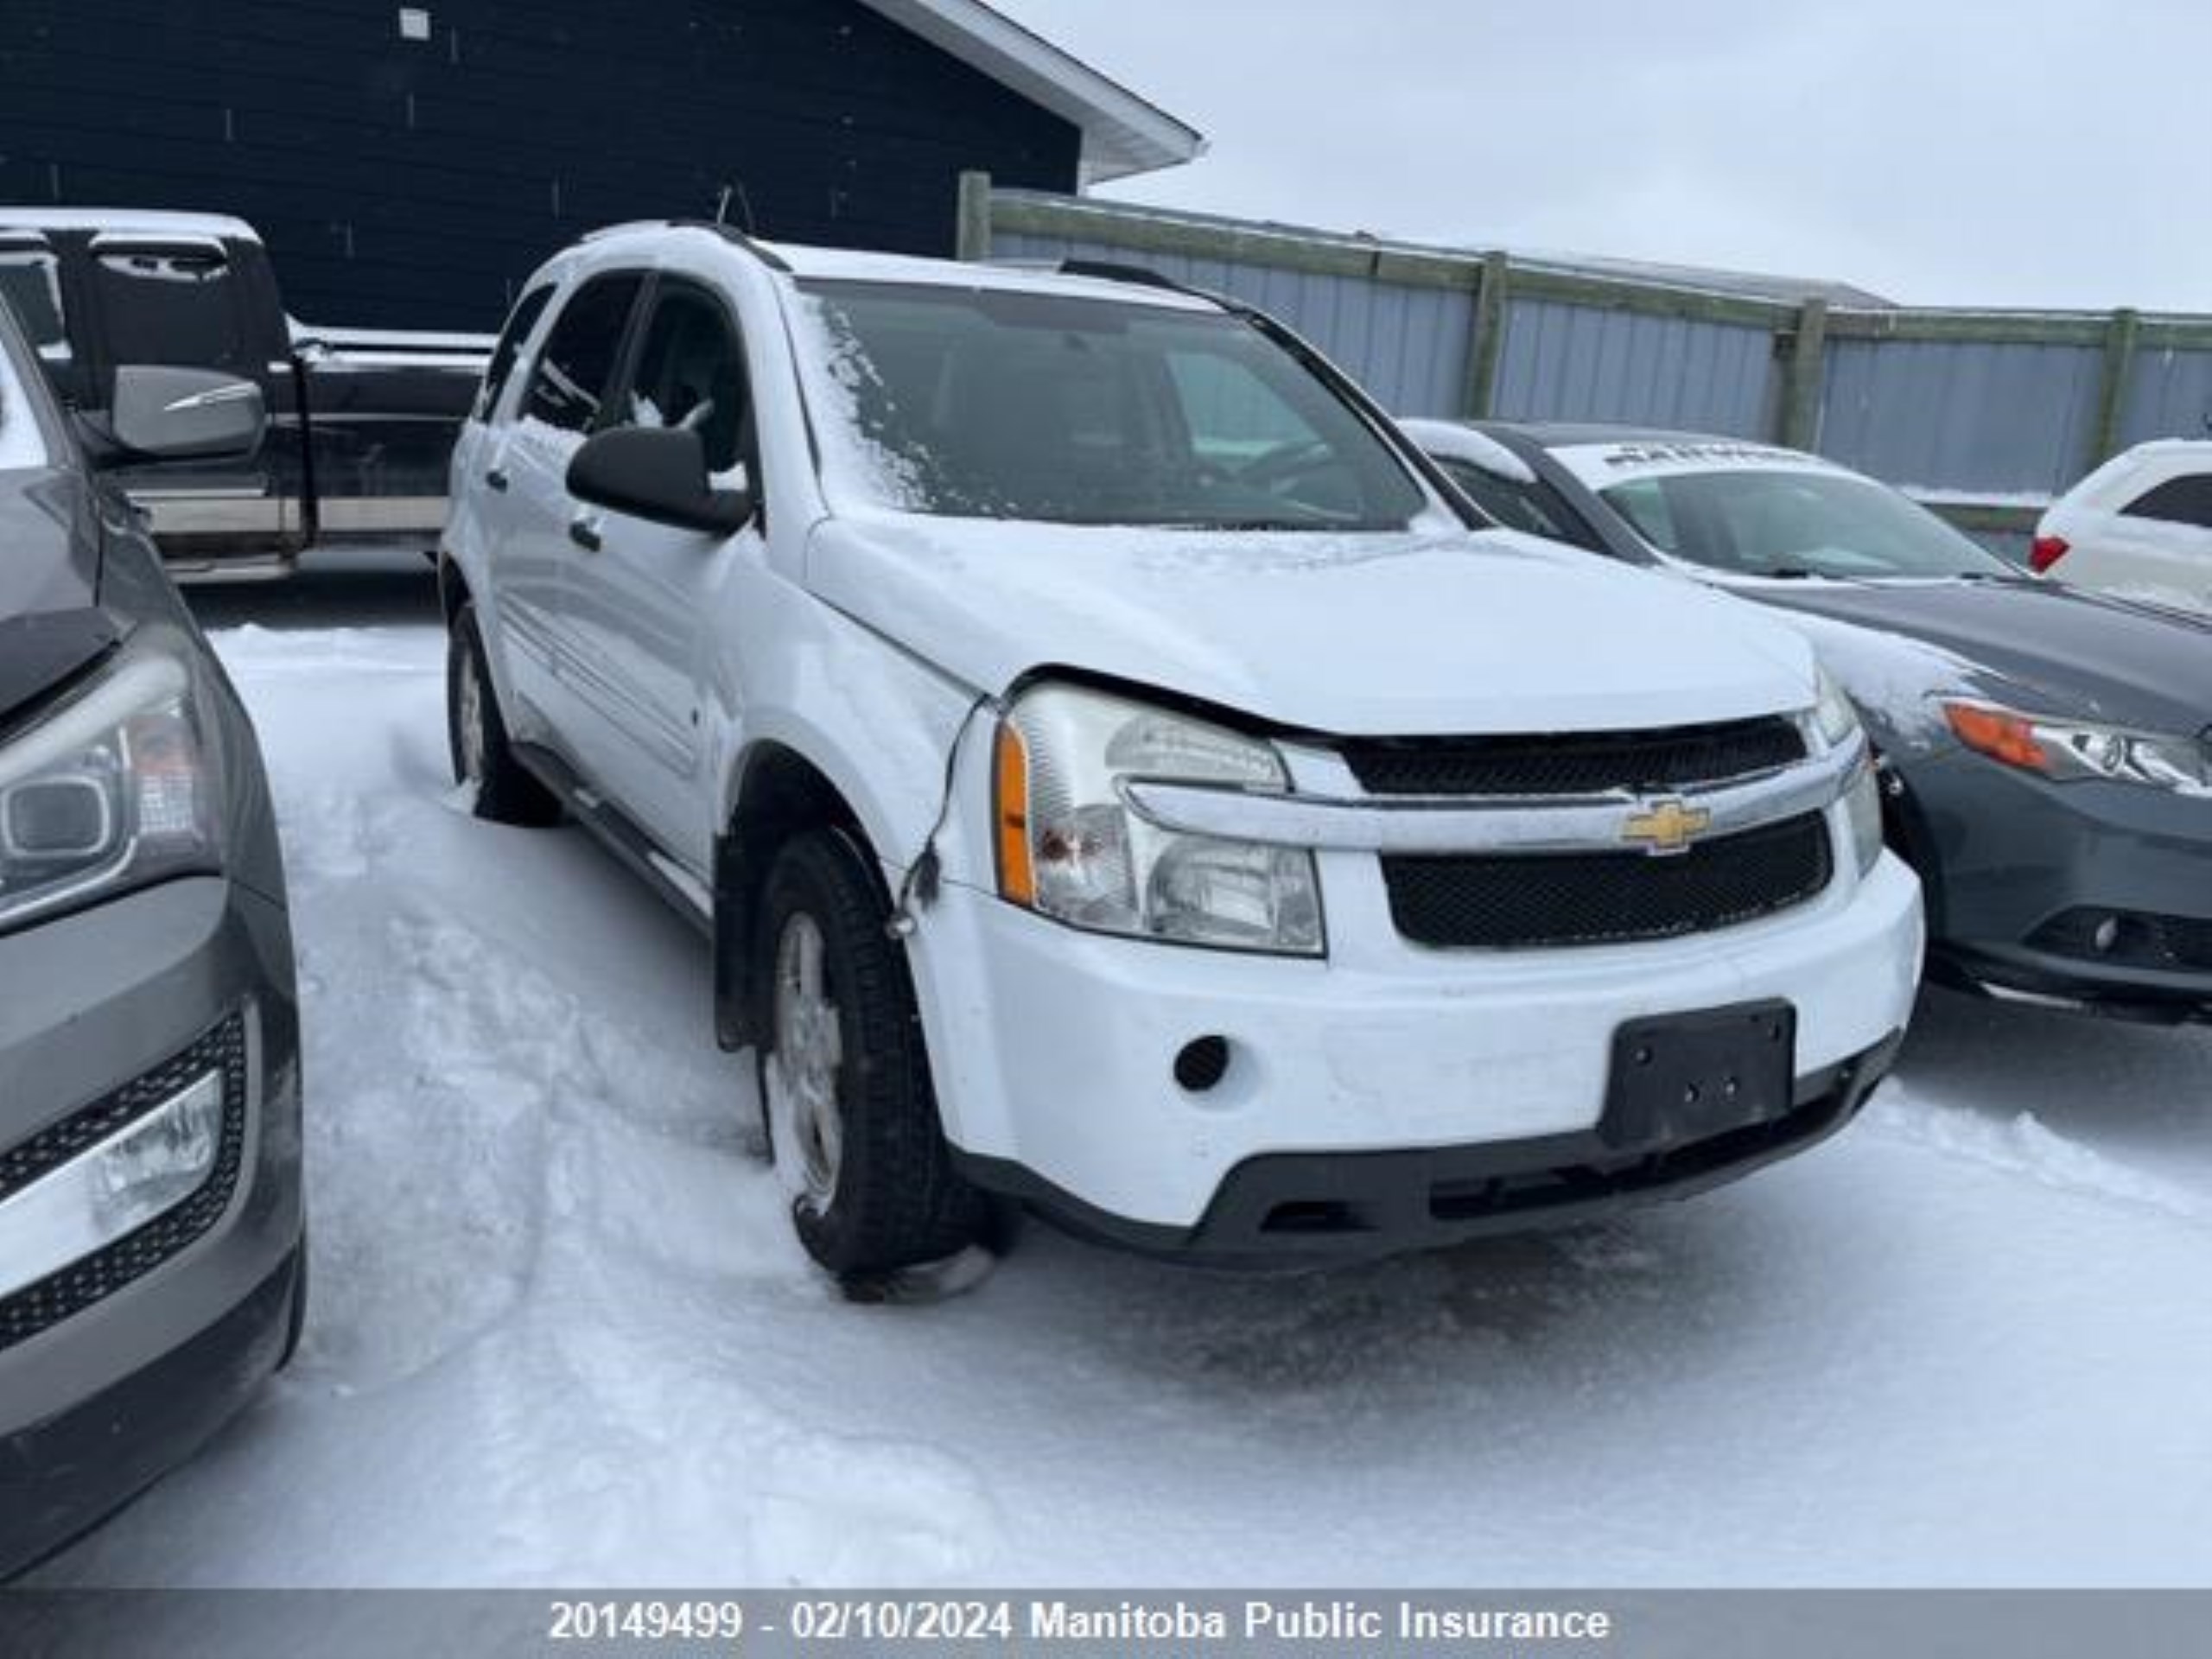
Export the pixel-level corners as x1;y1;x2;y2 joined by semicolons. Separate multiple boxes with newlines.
994;683;1324;956
0;638;221;931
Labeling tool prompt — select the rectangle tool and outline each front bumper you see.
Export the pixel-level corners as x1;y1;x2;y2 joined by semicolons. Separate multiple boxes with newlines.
0;876;302;1580
0;1249;301;1580
1905;753;2212;1018
910;845;1922;1238
963;1032;1902;1265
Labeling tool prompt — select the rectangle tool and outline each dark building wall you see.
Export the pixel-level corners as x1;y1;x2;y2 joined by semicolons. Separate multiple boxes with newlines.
0;0;1080;327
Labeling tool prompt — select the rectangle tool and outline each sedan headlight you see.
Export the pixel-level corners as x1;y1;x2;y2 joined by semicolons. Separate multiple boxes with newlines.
0;639;221;931
994;684;1324;956
1940;700;2212;795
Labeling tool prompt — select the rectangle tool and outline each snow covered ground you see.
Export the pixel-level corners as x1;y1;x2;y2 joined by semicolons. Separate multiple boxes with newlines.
35;556;2212;1588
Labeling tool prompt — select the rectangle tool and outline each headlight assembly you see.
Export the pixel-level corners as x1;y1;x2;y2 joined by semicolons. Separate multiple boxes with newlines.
1940;699;2212;795
0;638;222;932
1811;666;1863;753
994;683;1324;956
1843;759;1885;875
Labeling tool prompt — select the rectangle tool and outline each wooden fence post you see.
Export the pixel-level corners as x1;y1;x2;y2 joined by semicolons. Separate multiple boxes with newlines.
1780;297;1829;449
1461;251;1510;418
2087;307;2142;474
956;170;993;264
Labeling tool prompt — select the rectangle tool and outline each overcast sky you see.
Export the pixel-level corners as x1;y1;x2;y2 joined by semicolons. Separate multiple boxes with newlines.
995;0;2210;312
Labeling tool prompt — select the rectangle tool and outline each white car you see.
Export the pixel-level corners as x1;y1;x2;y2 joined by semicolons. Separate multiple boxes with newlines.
2034;440;2212;611
439;224;1923;1281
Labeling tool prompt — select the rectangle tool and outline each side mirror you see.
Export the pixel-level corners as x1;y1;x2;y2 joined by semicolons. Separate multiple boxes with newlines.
567;426;754;537
103;367;266;464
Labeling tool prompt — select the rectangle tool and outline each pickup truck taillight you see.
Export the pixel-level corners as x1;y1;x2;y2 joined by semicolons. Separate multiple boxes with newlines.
2029;534;2069;574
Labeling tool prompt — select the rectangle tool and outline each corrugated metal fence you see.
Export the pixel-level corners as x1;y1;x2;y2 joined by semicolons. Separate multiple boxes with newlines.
969;181;2212;550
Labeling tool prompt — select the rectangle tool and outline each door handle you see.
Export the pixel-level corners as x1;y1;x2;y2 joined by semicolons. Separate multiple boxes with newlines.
569;516;603;553
486;467;510;493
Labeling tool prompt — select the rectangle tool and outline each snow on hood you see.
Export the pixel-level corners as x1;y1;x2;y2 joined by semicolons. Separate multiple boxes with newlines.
804;515;1818;737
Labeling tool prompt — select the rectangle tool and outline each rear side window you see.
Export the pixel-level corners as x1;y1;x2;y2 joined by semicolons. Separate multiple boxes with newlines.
0;249;70;363
2122;474;2212;531
522;273;644;435
474;283;555;422
92;244;250;376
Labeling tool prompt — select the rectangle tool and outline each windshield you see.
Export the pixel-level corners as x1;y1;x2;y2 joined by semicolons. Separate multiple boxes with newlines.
1600;468;2012;580
791;279;1430;531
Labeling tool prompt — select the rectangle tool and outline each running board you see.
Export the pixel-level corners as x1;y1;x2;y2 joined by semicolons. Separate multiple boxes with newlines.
168;552;301;586
512;743;714;938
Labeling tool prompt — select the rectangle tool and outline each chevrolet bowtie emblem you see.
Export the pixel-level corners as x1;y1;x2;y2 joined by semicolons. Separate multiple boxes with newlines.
1622;798;1712;855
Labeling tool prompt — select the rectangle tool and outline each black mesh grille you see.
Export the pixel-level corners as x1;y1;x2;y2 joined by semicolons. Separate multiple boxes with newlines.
1383;814;1834;949
1344;716;1806;798
0;1014;248;1354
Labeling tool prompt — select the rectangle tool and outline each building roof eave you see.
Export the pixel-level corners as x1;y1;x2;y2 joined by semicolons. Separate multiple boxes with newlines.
857;0;1205;183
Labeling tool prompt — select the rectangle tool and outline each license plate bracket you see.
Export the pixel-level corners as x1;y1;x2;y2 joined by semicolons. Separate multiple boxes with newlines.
1600;1001;1797;1154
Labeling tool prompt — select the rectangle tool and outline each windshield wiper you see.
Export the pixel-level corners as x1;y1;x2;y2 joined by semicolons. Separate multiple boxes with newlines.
1152;518;1348;533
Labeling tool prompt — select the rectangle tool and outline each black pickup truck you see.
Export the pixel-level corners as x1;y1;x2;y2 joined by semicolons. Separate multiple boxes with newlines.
0;208;487;578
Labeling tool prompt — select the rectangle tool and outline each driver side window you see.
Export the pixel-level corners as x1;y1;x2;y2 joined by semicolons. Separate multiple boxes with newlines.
614;285;752;481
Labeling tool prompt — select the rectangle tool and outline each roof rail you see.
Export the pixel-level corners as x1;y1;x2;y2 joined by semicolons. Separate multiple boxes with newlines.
578;218;791;273
702;220;793;273
1057;257;1205;297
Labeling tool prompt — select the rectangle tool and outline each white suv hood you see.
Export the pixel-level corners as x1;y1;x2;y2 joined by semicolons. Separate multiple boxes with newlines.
805;517;1816;737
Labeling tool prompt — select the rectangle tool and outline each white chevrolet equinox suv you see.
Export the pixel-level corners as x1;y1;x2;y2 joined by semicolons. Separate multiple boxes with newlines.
439;221;1923;1281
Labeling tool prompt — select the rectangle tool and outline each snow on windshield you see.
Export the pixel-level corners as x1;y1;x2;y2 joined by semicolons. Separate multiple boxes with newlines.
784;278;1428;531
786;288;935;514
0;334;51;470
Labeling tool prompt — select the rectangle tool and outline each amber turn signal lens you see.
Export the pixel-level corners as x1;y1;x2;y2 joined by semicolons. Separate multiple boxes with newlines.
1943;702;2049;772
994;721;1035;906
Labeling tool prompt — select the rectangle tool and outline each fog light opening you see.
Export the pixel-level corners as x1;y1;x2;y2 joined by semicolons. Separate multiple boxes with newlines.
2091;916;2121;956
1173;1035;1232;1094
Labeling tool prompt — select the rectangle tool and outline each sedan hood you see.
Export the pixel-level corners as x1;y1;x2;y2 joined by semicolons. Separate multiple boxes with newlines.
0;466;113;725
1752;576;2212;736
807;516;1816;736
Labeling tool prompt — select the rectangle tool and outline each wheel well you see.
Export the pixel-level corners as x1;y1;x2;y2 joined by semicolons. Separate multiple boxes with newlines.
715;746;874;1051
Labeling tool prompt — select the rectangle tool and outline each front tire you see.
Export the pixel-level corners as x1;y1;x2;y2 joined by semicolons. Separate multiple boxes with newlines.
447;603;561;826
755;831;984;1277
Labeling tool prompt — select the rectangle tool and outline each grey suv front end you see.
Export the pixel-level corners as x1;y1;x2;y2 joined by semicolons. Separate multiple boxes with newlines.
0;313;303;1580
